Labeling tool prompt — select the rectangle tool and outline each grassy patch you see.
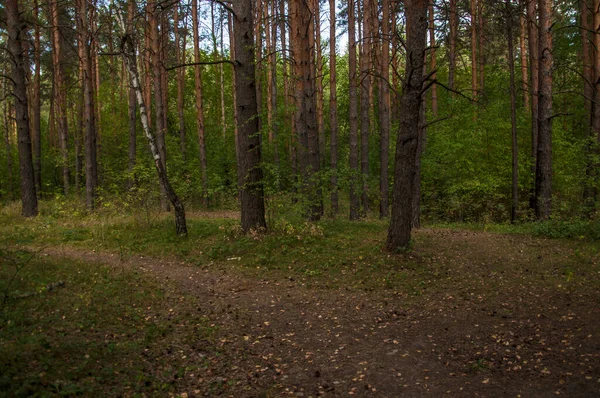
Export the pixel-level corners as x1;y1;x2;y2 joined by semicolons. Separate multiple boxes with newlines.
0;248;214;397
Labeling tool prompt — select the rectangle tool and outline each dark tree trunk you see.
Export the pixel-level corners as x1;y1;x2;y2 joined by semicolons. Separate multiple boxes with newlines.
33;0;42;197
6;0;38;216
233;0;267;231
174;5;187;160
471;0;478;97
519;6;530;111
348;0;360;220
429;2;438;117
329;0;338;216
117;6;187;236
127;0;137;190
386;0;428;251
292;0;322;220
535;0;553;220
379;0;390;218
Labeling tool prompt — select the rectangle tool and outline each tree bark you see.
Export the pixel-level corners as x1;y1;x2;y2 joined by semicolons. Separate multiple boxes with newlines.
32;0;42;197
233;0;268;231
329;0;339;216
174;4;187;160
192;0;209;206
519;7;530;111
360;0;371;216
507;0;519;222
49;0;70;195
6;0;38;216
448;0;457;91
471;0;478;97
116;5;187;236
535;0;553;220
379;0;391;218
386;0;428;251
527;0;539;212
429;2;438;117
77;0;98;211
127;0;137;190
2;75;15;200
349;0;360;220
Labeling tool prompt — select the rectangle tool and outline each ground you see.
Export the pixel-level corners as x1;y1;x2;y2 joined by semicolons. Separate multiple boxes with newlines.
1;212;599;397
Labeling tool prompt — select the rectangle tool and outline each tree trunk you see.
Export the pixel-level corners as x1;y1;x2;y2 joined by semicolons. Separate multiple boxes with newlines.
77;0;98;211
116;5;187;236
233;0;267;231
349;0;360;220
192;0;209;206
49;0;69;195
448;0;457;91
360;0;371;216
535;0;553;220
584;0;598;211
507;0;519;222
149;0;170;211
2;76;15;200
329;0;339;216
127;0;137;190
6;0;38;217
315;0;325;170
379;0;391;218
471;0;478;97
174;5;187;160
527;0;539;212
386;0;428;251
292;0;322;220
519;7;530;111
33;0;42;197
429;2;438;118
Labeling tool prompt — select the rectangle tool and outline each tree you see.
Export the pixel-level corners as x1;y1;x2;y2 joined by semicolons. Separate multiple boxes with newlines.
360;0;372;216
379;0;391;218
386;0;428;250
6;0;38;217
329;0;339;216
76;0;99;210
506;0;519;222
349;0;360;220
116;2;187;236
535;0;553;219
192;0;209;206
448;0;457;91
527;0;539;211
32;0;42;197
233;0;267;231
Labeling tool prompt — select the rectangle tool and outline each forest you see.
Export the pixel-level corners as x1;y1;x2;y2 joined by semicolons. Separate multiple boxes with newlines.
1;0;599;396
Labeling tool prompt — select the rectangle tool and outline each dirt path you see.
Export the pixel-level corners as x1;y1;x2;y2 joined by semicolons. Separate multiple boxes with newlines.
39;229;600;397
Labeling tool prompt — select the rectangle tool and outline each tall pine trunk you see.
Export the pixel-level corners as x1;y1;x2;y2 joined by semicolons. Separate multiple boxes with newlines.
329;0;339;216
233;0;267;231
527;0;539;212
348;0;360;220
379;0;391;218
6;0;38;216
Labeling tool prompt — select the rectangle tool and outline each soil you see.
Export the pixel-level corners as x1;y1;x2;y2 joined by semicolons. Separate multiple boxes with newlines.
38;228;600;397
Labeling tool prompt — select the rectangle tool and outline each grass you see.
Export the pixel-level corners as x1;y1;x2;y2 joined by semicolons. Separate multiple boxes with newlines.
0;247;215;397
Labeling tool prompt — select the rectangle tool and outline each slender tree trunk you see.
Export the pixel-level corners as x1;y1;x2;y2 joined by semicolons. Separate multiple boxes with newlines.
270;0;279;170
2;75;15;200
233;0;267;231
6;0;38;216
49;0;69;195
329;0;338;216
192;0;209;206
386;0;428;251
519;7;530;110
448;0;457;91
507;0;519;222
527;0;539;212
478;0;485;94
228;12;241;191
127;0;137;190
116;4;187;236
429;2;438;117
535;0;553;220
33;0;42;197
77;0;98;211
471;0;478;97
255;0;263;133
315;0;325;170
349;0;360;220
360;0;371;216
174;5;187;159
149;0;170;211
379;0;390;218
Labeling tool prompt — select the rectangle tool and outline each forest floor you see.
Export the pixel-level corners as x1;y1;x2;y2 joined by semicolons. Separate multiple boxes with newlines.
1;209;599;397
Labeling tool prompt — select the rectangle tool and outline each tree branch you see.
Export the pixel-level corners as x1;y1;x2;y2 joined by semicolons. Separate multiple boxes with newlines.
165;59;236;71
